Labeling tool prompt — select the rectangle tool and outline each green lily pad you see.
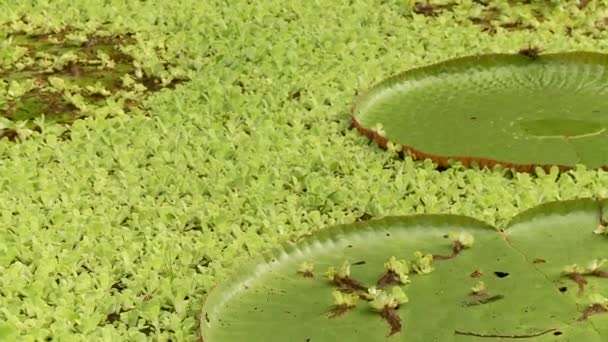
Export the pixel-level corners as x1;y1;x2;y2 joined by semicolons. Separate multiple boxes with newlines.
351;52;608;172
200;198;608;341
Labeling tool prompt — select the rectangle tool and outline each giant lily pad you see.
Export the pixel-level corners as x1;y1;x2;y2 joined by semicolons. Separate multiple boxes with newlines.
351;52;608;172
200;198;608;341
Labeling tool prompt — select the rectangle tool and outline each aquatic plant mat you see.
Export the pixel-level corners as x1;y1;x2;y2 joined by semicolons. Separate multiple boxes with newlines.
0;17;187;141
3;0;608;341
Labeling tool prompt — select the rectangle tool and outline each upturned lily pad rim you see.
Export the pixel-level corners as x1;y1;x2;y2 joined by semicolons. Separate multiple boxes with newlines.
351;51;608;173
198;197;608;341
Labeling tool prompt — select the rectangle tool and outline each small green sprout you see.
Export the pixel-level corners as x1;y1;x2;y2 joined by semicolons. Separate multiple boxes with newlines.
403;0;416;11
65;32;89;45
562;267;587;294
562;264;586;275
594;225;607;235
579;293;608;321
48;76;67;91
435;231;475;260
332;290;359;308
412;251;434;274
367;287;408;336
325;267;337;280
373;122;386;137
464;280;504;306
96;50;116;69
471;281;486;295
121;73;137;88
449;231;475;248
327;285;361;318
587;259;608;273
386;141;401;154
391;286;409;306
364;286;379;301
588;293;608;308
369;286;409;311
563;259;608;276
297;261;314;278
383;256;411;285
0;118;33;141
64;92;89;111
339;260;352;277
326;260;367;292
85;82;112;97
54;51;79;69
326;260;351;281
7;79;35;98
560;259;608;295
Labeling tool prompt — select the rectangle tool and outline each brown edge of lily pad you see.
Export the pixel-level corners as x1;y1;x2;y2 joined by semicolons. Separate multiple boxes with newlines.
350;52;608;173
350;115;575;173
